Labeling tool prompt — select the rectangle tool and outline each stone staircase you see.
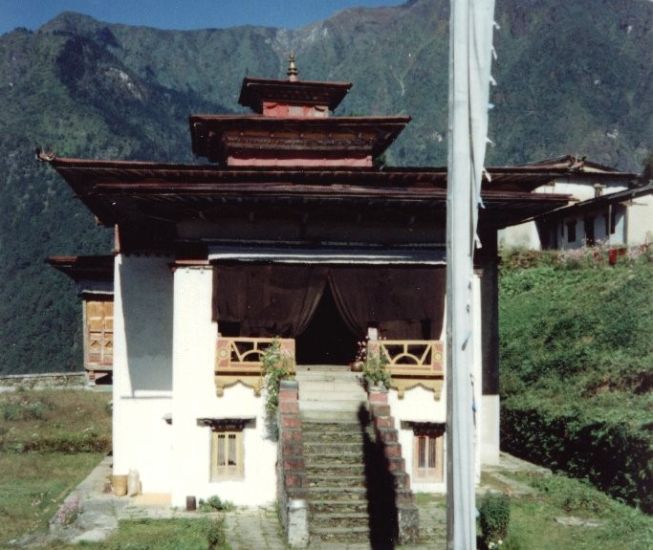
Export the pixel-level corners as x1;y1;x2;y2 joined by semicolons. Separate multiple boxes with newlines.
295;366;417;546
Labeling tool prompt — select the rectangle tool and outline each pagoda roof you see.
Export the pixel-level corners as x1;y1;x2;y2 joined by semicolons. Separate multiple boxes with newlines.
38;153;574;229
238;77;352;113
189;115;411;164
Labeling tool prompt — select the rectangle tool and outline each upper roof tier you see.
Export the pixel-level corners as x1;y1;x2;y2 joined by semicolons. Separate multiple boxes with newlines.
191;56;410;168
238;54;352;117
238;77;352;116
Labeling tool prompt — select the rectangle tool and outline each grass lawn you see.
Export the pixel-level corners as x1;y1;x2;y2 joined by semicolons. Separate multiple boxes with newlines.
0;389;111;546
414;467;652;549
47;518;230;550
480;468;653;549
0;452;104;546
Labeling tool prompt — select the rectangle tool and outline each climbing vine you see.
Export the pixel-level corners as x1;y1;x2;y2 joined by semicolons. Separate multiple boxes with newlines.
261;339;294;439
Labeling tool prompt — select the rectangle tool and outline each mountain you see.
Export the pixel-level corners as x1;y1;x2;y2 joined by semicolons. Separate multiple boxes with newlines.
0;0;651;374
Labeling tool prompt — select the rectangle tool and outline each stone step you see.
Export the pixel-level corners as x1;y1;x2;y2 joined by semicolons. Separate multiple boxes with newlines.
309;499;369;515
299;398;366;410
308;487;367;501
302;421;361;431
299;378;363;387
297;381;362;390
299;389;366;401
311;512;370;529
305;463;366;477
296;364;354;373
302;432;366;445
304;441;364;454
305;467;409;489
302;429;365;444
300;409;364;422
304;450;365;465
306;475;366;488
309;485;414;504
309;526;370;544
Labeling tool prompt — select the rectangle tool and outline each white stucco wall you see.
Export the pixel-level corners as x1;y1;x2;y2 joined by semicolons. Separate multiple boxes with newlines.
534;179;627;201
389;273;484;493
112;254;174;493
498;221;542;249
479;395;500;465
170;266;276;508
627;194;653;245
389;386;447;493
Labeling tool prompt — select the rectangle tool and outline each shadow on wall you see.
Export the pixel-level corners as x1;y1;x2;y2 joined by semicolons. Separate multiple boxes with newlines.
119;257;173;392
358;405;399;549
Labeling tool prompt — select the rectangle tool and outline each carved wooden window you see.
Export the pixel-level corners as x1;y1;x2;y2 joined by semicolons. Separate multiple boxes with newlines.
211;430;244;480
413;429;444;482
85;298;113;368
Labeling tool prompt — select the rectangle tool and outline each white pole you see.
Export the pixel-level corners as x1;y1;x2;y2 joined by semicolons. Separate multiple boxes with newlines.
446;0;496;548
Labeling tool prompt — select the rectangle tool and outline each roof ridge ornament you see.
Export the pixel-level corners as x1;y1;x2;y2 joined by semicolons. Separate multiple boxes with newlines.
36;147;56;162
287;52;299;82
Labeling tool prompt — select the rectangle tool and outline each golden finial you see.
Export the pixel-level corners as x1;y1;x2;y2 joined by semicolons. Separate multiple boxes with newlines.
287;52;298;82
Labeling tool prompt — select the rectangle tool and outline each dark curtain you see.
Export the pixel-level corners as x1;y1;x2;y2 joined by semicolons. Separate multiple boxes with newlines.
214;265;445;339
328;267;446;339
214;265;327;337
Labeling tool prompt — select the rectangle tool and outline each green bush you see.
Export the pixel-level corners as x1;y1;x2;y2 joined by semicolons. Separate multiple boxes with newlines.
199;495;234;512
1;399;51;421
479;493;510;547
0;430;111;454
499;261;653;513
207;517;227;550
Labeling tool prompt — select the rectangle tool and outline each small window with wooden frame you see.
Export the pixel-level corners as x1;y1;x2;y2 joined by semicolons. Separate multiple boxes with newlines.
211;430;244;480
412;424;445;483
199;418;254;481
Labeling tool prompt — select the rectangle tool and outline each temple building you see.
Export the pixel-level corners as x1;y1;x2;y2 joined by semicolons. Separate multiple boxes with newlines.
44;59;575;544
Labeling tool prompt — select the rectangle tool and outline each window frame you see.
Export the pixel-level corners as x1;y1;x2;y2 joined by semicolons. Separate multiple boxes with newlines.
412;428;444;483
210;429;244;481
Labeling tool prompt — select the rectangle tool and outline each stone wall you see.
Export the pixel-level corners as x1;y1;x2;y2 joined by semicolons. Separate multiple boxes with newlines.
0;372;87;390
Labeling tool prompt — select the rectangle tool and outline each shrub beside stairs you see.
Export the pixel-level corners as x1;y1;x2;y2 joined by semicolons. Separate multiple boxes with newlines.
278;366;418;547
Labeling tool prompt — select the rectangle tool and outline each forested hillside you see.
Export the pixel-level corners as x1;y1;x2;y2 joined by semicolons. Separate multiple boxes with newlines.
499;251;653;511
0;0;651;373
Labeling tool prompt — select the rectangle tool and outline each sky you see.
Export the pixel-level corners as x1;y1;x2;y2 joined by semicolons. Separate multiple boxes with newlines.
0;0;404;36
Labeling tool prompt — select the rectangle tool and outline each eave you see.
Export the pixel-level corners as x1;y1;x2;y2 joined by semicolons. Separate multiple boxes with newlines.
39;154;571;229
47;255;114;282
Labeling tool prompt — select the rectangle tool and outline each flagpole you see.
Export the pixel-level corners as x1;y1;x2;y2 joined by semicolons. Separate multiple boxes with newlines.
446;0;496;548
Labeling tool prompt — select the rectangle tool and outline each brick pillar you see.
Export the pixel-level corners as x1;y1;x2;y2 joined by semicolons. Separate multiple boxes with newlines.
366;383;420;544
277;379;308;548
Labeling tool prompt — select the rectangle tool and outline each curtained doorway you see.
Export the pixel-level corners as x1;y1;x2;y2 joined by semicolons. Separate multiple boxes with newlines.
295;285;358;366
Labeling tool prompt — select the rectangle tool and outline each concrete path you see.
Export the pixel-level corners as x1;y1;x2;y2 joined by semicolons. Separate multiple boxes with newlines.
223;506;287;550
16;451;544;548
